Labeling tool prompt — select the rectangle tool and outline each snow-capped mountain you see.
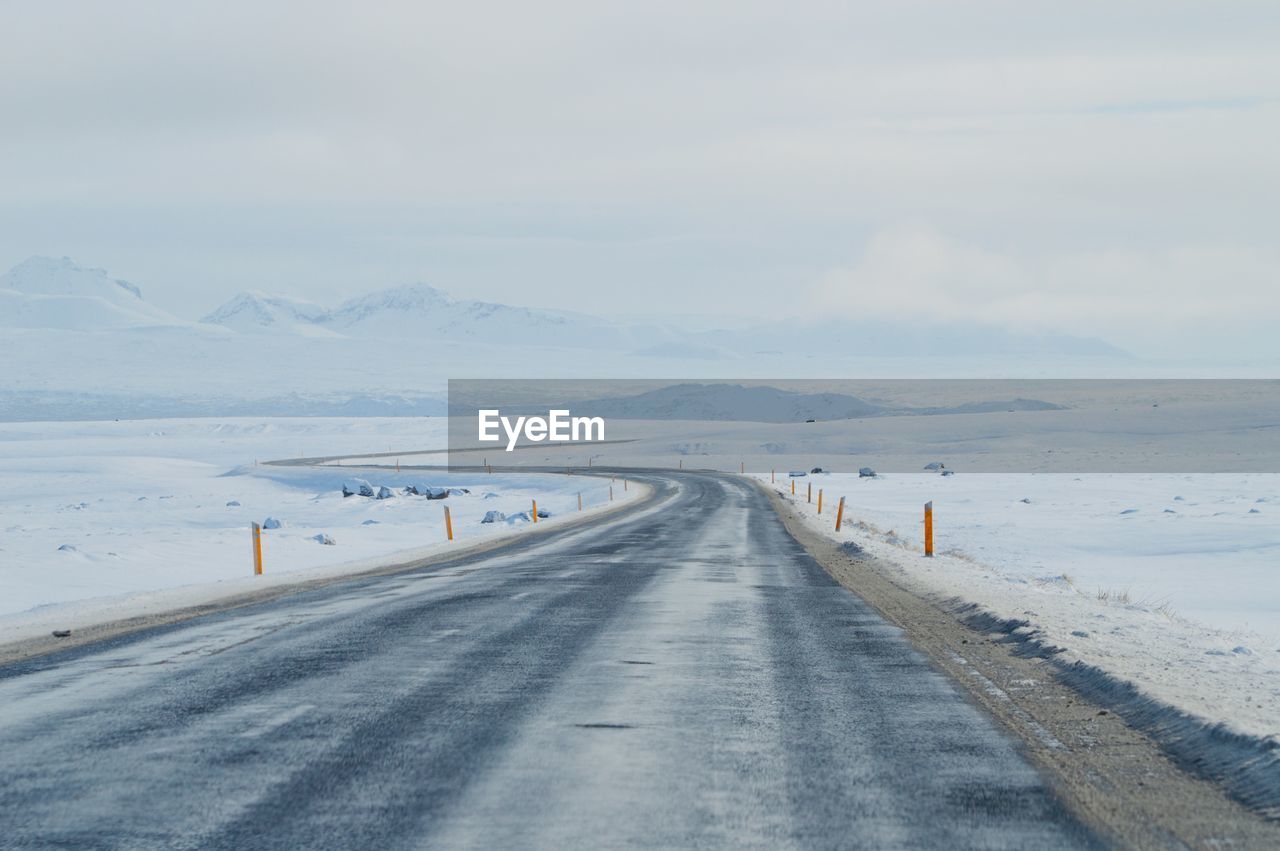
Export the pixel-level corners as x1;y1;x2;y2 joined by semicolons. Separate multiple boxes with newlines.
201;291;342;338
325;283;466;335
196;276;1125;357
0;255;1140;421
0;256;185;330
324;282;665;349
202;281;653;347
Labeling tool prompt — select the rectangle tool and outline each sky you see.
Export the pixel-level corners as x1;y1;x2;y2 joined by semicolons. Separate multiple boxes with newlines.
1;0;1278;361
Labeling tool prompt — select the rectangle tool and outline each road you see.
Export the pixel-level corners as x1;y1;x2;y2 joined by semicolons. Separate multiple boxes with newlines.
0;472;1098;849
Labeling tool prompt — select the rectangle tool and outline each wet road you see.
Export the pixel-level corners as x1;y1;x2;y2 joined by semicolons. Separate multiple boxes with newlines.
0;472;1097;849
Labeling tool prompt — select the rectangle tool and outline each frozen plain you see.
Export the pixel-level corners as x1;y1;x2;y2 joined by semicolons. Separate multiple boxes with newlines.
3;414;1277;744
762;471;1280;742
0;417;636;640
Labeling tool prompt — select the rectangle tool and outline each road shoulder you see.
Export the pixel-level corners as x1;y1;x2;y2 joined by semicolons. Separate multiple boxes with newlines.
761;479;1280;850
0;475;660;668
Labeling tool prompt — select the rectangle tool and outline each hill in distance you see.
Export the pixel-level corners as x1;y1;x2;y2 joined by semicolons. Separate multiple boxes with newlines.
0;255;1134;421
201;291;340;338
571;383;1066;422
0;256;187;330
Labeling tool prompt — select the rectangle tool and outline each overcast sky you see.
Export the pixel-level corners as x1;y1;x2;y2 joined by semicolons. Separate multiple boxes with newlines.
2;1;1277;360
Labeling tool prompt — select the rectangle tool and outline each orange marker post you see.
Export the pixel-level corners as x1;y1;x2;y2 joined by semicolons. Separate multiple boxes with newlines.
791;479;795;495
250;522;264;576
835;496;845;531
924;501;934;557
444;505;454;541
532;499;539;524
817;489;823;514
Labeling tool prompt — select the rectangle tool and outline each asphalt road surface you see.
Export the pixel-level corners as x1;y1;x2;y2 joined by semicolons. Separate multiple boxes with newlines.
0;472;1099;849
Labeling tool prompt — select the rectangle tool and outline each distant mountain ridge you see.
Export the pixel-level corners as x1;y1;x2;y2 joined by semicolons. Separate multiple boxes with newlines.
573;383;1066;422
0;255;1139;421
201;291;340;338
0;256;186;330
2;255;1129;359
703;320;1128;359
207;280;680;350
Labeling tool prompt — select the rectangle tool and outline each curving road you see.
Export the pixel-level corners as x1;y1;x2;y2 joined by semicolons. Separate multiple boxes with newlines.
0;472;1097;849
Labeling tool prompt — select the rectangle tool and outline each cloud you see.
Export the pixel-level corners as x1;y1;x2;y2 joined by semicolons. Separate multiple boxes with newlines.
813;225;1280;356
0;0;1278;362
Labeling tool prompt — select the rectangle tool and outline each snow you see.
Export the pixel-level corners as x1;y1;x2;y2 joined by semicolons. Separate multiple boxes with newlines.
757;471;1280;740
200;290;342;338
0;256;187;329
3;255;1199;424
0;417;642;637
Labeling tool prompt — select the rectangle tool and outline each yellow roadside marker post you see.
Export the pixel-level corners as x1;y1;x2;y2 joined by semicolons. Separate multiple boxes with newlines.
835;497;845;531
444;505;454;541
818;489;823;514
791;479;795;495
532;499;539;524
250;522;263;576
924;501;934;557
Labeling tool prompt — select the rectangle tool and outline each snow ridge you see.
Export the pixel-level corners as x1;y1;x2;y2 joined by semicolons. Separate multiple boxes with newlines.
950;602;1280;821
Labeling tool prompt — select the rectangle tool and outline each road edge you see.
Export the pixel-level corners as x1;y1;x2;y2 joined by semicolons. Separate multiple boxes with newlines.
757;477;1280;850
0;475;661;668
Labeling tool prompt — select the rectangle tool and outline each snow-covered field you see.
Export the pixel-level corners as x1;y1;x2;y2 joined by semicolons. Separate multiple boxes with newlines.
5;414;1276;739
0;418;636;631
761;471;1280;739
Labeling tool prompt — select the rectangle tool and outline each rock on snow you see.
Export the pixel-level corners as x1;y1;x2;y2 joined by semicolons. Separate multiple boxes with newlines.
342;479;374;498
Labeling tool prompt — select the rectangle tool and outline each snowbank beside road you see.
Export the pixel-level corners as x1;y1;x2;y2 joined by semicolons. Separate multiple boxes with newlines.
0;418;641;639
757;471;1280;742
